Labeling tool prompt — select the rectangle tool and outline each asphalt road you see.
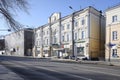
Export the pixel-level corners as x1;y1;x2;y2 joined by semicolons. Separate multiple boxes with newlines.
0;56;120;80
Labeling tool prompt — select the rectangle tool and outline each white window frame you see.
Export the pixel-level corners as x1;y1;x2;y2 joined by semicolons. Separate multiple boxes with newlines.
112;31;117;40
112;15;117;22
81;31;85;39
74;33;77;40
81;18;85;25
112;49;118;57
67;34;69;41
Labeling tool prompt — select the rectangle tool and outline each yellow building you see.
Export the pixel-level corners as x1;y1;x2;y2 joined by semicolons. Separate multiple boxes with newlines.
105;4;120;61
35;6;105;60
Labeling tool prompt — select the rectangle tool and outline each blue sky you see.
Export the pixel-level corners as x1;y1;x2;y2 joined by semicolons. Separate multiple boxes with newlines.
0;0;120;35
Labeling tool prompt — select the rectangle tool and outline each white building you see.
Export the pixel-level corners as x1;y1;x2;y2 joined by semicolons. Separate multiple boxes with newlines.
5;28;34;56
105;4;120;61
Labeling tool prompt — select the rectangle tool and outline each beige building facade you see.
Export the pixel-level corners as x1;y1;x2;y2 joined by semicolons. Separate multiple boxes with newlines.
105;4;120;61
35;6;105;60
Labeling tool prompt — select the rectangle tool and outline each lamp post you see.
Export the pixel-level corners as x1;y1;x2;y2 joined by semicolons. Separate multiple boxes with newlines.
69;6;75;59
0;29;11;39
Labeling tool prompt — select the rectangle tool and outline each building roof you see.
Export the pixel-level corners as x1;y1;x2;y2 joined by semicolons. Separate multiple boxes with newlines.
106;3;120;12
4;28;33;37
36;6;102;30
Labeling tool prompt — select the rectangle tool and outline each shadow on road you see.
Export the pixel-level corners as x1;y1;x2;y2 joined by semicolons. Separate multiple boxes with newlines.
0;55;50;62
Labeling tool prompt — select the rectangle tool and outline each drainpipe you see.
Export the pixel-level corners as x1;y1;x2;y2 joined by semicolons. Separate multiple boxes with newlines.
88;6;91;60
108;25;111;62
33;29;36;57
41;27;43;57
59;13;62;58
49;17;52;57
99;10;102;59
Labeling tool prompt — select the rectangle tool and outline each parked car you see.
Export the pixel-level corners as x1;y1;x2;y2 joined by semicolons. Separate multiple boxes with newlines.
0;50;5;55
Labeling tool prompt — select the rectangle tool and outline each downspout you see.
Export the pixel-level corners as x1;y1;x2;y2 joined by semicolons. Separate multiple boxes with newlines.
88;7;91;60
41;27;43;57
59;13;61;58
49;17;52;57
99;11;102;59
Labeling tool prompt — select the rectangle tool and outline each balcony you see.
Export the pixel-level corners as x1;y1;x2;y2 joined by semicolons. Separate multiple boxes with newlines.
61;41;70;45
74;39;86;43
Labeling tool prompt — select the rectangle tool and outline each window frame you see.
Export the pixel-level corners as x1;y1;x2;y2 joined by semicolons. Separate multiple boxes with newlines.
67;34;69;41
112;49;117;57
81;31;85;39
74;33;77;40
112;31;117;40
112;15;117;22
81;18;85;25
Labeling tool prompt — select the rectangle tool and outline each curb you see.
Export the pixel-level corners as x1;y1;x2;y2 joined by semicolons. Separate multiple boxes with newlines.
51;59;120;67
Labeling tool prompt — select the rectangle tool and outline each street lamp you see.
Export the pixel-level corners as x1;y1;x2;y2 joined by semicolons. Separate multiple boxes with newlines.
69;6;75;59
69;6;76;12
0;29;11;32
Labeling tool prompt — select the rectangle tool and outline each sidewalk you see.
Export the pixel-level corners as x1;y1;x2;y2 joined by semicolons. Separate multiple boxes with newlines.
51;58;120;67
0;65;24;80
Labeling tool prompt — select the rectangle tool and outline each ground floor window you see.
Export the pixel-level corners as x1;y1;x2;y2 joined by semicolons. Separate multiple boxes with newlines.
77;47;84;56
112;49;118;57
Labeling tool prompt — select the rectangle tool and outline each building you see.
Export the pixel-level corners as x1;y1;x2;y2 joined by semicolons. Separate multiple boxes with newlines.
105;4;120;61
5;28;34;56
34;13;61;58
34;27;43;57
35;6;105;60
0;39;5;50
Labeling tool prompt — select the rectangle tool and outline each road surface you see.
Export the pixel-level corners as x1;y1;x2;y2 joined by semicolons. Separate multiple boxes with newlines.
0;56;120;80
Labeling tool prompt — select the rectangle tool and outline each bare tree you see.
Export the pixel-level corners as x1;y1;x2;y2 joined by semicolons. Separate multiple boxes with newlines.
0;0;29;31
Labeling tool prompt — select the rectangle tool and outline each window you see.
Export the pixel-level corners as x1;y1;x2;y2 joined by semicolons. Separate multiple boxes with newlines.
81;31;85;39
67;34;69;41
81;18;85;25
54;29;56;35
112;31;117;40
36;33;38;37
77;47;84;56
61;25;64;30
43;31;45;35
75;33;77;40
67;24;70;29
62;36;64;41
54;36;57;43
112;15;117;22
54;16;56;21
74;21;78;27
39;41;41;46
39;32;41;37
36;41;39;46
46;39;48;45
112;49;117;57
47;31;48;34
